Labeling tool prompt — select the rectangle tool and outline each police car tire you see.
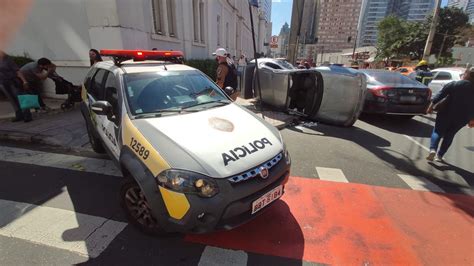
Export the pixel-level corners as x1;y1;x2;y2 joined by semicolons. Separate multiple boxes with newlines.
85;120;106;154
119;179;167;236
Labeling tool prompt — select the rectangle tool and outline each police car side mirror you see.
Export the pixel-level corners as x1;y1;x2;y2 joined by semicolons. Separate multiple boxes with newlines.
91;101;113;117
224;86;235;96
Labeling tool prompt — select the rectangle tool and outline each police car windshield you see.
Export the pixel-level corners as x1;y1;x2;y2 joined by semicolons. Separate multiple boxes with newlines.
123;70;229;115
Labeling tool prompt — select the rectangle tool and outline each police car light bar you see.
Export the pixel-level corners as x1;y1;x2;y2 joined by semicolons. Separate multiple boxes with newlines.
100;49;184;65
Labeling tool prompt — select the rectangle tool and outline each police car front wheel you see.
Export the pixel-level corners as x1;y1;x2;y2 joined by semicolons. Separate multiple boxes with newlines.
120;180;165;235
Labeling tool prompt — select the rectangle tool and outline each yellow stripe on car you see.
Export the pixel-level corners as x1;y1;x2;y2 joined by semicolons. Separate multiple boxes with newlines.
158;186;190;220
81;84;87;102
122;116;190;220
122;116;170;176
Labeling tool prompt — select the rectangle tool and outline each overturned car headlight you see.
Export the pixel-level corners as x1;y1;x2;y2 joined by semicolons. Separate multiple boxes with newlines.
156;169;219;198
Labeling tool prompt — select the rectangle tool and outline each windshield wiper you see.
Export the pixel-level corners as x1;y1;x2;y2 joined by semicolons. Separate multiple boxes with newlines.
181;100;230;110
134;108;197;119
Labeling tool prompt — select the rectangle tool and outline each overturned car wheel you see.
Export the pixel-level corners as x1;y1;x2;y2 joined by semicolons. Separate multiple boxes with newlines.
120;180;165;235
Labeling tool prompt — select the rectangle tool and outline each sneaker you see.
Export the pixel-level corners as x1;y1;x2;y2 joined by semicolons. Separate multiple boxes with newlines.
426;150;436;161
434;155;444;163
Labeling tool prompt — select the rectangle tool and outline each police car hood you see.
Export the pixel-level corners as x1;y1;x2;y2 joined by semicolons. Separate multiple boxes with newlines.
133;104;282;178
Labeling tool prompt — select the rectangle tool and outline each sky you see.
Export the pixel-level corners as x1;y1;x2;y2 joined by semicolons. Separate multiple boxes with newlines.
271;0;450;36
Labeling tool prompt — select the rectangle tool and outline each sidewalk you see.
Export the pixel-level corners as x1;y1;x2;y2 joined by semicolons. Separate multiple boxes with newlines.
0;98;296;151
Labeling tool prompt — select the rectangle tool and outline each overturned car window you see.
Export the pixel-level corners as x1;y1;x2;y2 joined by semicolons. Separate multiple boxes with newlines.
124;70;229;115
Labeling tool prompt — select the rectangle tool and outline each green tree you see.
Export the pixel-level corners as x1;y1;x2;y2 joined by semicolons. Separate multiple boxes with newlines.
376;16;427;60
431;7;469;57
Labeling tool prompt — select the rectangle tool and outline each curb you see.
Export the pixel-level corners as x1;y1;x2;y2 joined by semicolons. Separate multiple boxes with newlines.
0;130;57;146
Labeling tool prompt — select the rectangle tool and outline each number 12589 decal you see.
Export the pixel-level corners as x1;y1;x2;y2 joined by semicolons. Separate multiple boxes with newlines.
130;137;150;160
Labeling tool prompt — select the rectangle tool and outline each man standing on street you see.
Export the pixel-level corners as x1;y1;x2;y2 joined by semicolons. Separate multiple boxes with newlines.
213;48;239;100
409;60;433;85
426;66;474;162
20;57;56;111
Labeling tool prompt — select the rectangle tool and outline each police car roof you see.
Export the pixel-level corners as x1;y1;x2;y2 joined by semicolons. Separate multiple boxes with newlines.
95;60;197;73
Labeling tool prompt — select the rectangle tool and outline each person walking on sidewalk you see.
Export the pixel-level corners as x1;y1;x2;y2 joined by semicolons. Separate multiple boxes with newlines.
426;67;474;162
0;51;32;122
213;48;239;100
20;57;56;111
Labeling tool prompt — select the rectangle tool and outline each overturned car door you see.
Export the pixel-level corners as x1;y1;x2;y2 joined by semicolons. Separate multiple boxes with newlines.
243;59;366;127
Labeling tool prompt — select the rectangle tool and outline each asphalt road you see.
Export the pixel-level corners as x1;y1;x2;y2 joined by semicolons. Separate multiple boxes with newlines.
284;113;473;195
0;113;472;265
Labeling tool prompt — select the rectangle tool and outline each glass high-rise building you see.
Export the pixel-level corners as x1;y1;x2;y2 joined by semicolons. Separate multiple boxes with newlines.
357;0;436;47
448;0;474;24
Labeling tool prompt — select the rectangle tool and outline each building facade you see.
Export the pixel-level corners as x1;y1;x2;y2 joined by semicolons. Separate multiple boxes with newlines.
357;0;435;47
314;0;363;53
448;0;469;10
6;0;270;96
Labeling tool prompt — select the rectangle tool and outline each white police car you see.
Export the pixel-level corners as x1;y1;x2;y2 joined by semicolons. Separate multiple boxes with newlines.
81;50;291;234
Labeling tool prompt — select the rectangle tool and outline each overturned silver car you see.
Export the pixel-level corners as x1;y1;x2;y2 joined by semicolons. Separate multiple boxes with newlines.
240;59;367;127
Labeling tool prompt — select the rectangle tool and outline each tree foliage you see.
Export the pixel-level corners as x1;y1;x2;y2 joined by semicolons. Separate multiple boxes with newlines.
376;7;470;60
431;7;469;57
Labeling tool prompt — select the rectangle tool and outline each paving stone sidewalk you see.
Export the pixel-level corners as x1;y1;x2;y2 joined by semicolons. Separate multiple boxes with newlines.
0;98;296;151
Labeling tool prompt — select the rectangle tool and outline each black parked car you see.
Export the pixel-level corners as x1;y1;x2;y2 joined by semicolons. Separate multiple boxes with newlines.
360;70;431;119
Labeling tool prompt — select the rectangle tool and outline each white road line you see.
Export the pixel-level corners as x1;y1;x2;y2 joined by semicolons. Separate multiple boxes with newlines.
198;246;248;266
0;146;121;177
0;199;127;258
316;167;349;183
397;174;445;193
403;135;430;152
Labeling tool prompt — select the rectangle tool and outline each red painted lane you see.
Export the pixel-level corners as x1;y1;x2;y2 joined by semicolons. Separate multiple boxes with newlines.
186;177;474;265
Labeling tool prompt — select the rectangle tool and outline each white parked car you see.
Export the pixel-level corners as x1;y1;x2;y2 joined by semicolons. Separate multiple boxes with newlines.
429;68;465;96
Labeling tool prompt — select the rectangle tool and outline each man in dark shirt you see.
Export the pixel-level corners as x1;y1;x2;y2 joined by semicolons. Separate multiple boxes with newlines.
426;67;474;162
0;51;31;122
20;57;56;110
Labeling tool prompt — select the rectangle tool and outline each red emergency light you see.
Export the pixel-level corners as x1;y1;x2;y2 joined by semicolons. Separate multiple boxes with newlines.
100;49;185;65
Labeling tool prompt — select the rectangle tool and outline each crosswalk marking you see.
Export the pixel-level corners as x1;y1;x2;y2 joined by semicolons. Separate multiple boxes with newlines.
316;167;349;183
0;146;121;177
198;246;248;266
397;174;445;193
0;199;127;258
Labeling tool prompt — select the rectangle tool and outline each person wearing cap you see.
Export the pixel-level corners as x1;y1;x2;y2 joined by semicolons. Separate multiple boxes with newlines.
408;60;433;85
213;48;239;100
425;66;474;162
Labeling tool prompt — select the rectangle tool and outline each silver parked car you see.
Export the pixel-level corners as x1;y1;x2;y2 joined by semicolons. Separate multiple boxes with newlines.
242;59;367;127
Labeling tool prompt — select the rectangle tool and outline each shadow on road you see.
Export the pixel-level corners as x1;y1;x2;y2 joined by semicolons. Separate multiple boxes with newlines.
359;114;433;138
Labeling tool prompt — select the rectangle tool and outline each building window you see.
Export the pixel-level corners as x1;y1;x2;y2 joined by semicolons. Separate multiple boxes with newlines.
217;15;221;46
152;0;163;34
166;0;176;37
226;22;229;48
193;0;199;41
199;1;205;43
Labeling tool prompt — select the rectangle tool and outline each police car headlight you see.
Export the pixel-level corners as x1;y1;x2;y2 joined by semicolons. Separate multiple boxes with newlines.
156;169;219;198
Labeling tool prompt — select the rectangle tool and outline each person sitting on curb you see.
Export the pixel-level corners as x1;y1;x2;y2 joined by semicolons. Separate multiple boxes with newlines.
20;57;56;111
0;50;32;122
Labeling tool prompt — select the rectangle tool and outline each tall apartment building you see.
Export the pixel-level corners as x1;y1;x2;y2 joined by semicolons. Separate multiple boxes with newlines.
396;0;436;21
258;0;272;22
314;0;363;53
448;0;469;9
357;0;435;47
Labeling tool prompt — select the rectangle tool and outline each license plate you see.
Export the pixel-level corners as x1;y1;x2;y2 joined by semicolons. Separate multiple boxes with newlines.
400;95;416;102
251;185;283;214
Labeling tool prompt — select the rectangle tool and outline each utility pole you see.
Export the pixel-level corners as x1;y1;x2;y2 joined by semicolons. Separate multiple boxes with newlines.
422;0;441;60
287;0;305;65
437;30;449;62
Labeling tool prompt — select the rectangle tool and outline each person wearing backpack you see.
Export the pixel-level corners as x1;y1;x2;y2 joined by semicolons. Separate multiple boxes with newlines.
213;48;239;100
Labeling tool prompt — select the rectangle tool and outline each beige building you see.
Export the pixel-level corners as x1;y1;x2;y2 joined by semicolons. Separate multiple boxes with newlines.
315;0;362;53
